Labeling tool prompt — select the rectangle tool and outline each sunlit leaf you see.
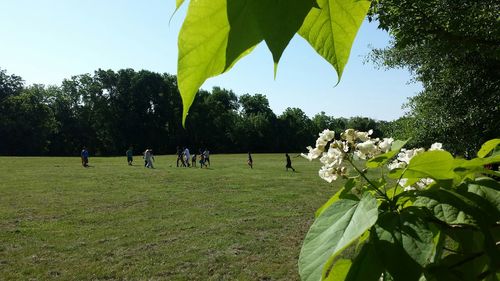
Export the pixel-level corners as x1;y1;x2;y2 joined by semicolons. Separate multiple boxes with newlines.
177;0;229;125
299;0;371;83
226;0;315;76
406;150;455;180
477;138;500;158
299;192;378;281
176;0;185;9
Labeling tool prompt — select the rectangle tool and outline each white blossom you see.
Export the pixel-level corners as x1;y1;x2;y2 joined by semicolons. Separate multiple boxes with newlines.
301;146;322;161
319;166;338;183
318;129;335;142
356;129;373;142
355;140;378;159
378;138;394;153
429;142;443;151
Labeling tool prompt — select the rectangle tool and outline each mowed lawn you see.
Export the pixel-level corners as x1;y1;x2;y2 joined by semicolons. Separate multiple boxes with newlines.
0;154;342;280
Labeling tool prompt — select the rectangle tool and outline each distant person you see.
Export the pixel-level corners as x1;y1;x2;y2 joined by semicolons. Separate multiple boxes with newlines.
145;149;155;168
126;146;134;165
199;153;206;168
81;146;89;167
176;146;185;167
203;149;210;167
285;153;295;172
184;147;191;167
143;149;148;167
247;152;253;169
192;154;197;167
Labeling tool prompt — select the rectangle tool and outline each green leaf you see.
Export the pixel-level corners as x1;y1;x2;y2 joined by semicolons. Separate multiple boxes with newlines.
299;192;378;281
478;139;500;158
367;139;408;168
324;258;351;281
406;151;455;180
177;0;229;125
468;177;500;211
226;0;315;75
315;178;358;218
176;0;185;9
299;0;371;82
373;208;436;281
344;242;384;281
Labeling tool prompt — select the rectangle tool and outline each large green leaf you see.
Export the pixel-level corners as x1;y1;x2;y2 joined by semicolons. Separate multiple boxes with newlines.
299;192;378;281
177;0;229;125
416;187;500;225
406;151;456;180
226;0;315;74
373;208;436;281
299;0;371;82
478;139;500;158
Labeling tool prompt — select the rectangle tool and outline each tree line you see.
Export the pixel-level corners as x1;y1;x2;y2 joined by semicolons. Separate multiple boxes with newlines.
0;67;397;156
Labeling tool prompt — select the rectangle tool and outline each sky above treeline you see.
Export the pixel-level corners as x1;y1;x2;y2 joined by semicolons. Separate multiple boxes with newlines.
0;0;422;121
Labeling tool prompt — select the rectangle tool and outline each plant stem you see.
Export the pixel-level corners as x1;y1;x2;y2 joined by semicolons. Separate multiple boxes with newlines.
346;157;390;202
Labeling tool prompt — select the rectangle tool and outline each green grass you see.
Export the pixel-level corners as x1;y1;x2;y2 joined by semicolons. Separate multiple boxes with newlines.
0;154;342;280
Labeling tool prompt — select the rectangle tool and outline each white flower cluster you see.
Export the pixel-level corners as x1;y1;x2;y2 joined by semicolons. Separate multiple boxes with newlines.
301;128;395;183
388;142;444;191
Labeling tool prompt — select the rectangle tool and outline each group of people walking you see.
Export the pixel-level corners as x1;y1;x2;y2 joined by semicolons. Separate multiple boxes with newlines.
176;147;210;168
81;146;295;171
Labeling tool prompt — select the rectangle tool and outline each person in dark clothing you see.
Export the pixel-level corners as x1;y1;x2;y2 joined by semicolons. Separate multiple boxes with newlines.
247;152;253;169
176;146;186;167
286;153;295;172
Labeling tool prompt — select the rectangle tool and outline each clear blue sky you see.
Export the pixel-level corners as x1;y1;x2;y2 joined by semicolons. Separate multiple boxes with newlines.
0;0;421;121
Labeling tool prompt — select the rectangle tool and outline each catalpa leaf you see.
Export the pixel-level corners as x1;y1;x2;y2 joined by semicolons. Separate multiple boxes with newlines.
299;192;378;281
477;138;500;158
177;0;228;125
226;0;315;76
299;0;371;82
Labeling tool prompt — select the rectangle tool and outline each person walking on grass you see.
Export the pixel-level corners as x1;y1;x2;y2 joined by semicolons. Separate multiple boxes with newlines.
176;146;185;167
145;149;155;168
247;152;253;169
286;153;295;172
126;146;134;166
184;147;191;167
203;148;210;167
81;146;89;167
192;153;197;167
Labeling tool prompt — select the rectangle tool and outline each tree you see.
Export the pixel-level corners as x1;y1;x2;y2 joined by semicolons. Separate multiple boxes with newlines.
369;0;500;155
0;84;57;155
0;68;24;101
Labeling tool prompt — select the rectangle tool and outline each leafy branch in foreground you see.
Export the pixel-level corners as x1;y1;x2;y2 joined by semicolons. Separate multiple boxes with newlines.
176;0;370;125
299;131;500;281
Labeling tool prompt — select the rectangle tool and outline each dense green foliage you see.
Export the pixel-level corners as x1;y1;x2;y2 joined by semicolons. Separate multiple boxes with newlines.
369;0;500;156
0;154;333;280
0;68;391;156
299;132;500;281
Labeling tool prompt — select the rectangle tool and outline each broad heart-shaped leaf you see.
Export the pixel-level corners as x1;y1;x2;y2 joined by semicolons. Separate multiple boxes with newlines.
226;0;315;74
415;187;500;226
477;138;500;158
177;0;228;125
299;192;378;281
367;139;408;168
373;208;436;281
406;150;455;180
299;0;370;82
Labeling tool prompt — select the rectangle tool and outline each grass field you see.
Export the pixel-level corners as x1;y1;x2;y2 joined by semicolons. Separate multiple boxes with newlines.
0;154;342;280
